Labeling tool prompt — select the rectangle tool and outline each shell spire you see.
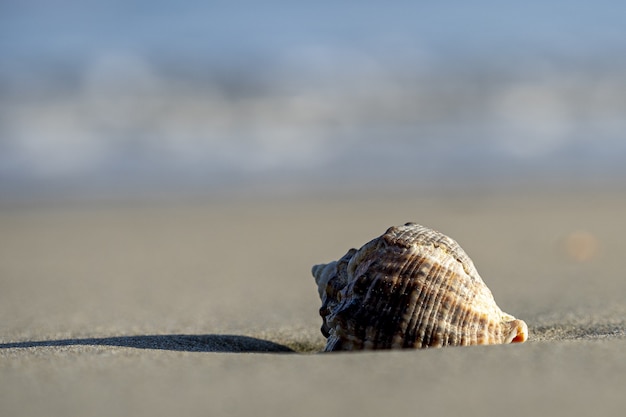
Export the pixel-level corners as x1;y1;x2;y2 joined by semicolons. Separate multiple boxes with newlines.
312;223;528;351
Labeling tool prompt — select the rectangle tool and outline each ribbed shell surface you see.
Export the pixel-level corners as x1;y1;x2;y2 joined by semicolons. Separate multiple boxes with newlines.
312;223;527;352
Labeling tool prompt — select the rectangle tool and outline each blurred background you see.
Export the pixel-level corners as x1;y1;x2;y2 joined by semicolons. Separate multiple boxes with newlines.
2;0;626;200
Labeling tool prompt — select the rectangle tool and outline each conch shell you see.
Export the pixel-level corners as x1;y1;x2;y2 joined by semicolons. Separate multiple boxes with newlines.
312;223;528;351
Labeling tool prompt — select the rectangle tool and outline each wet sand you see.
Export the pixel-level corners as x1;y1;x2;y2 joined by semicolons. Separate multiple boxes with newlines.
1;189;625;416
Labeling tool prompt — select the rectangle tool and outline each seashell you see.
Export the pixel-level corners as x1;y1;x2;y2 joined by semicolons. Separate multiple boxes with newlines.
312;223;528;351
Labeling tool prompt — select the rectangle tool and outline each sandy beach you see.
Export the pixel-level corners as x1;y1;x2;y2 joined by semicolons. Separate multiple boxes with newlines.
1;188;625;416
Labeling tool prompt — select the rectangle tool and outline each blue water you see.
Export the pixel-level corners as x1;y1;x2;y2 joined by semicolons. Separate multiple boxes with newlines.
2;1;626;197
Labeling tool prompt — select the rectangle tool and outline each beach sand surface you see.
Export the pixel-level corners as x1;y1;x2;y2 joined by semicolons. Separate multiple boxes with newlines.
1;189;625;416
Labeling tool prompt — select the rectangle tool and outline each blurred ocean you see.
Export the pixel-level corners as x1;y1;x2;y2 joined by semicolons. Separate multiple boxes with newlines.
2;1;626;198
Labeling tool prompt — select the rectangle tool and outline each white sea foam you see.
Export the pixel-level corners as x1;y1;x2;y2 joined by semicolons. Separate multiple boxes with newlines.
2;2;626;195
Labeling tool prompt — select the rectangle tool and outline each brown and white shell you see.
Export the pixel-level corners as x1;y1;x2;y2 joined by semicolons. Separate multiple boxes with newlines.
312;223;528;351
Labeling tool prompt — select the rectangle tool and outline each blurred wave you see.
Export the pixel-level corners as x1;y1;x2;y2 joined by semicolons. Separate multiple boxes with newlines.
2;1;626;197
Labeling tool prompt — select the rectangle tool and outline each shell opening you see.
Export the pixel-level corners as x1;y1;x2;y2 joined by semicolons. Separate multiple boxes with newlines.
503;319;528;344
